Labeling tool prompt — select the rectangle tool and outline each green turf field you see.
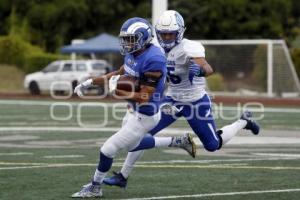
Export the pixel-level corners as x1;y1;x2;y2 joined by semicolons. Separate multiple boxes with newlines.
0;99;300;200
0;99;299;130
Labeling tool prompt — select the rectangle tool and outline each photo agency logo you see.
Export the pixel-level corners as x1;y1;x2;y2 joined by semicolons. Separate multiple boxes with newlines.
49;81;264;128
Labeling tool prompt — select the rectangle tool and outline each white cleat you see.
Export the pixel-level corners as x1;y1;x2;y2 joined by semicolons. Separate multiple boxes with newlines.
170;133;196;158
71;182;102;198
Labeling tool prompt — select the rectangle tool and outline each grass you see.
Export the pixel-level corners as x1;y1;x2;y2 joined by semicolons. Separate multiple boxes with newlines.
0;99;300;130
0;99;300;200
0;133;299;200
0;65;25;92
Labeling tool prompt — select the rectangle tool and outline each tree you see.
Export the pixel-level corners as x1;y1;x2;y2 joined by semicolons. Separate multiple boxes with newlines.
0;0;299;53
169;0;293;40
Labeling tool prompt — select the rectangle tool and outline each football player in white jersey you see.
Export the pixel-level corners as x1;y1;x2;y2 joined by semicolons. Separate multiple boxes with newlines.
103;10;260;188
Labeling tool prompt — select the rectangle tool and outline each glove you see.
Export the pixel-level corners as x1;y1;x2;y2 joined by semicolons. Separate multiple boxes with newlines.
109;75;120;93
74;79;93;97
188;62;205;85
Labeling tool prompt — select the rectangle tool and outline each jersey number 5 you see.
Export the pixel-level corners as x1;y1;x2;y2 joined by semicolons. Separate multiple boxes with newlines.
167;66;181;84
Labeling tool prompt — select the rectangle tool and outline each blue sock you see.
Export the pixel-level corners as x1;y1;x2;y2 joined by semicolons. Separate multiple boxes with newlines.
97;151;113;172
130;134;155;152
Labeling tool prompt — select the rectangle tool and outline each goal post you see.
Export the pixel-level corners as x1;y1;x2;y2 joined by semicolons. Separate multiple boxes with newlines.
196;39;300;97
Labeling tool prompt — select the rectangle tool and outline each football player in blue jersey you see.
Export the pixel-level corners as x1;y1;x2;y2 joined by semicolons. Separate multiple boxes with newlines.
71;17;168;198
103;10;260;188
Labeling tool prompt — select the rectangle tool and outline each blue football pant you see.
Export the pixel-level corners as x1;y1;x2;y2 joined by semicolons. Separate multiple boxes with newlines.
149;94;221;151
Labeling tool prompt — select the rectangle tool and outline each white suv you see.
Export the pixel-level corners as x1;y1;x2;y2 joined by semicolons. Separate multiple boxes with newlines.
24;60;112;95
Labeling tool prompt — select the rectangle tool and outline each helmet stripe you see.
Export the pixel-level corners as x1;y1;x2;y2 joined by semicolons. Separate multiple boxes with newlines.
127;22;149;34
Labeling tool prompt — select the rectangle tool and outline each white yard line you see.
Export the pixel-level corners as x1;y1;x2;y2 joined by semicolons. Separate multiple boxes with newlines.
1;99;300;113
0;161;300;170
0;126;121;132
253;153;300;158
0;126;186;134
0;156;297;166
0;152;33;156
133;164;300;170
43;155;84;159
135;157;299;164
1;126;300;146
0;100;124;106
120;188;300;200
0;163;95;170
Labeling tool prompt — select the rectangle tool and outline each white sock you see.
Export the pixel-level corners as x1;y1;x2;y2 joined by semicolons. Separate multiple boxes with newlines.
154;137;172;147
93;169;106;184
120;151;144;178
220;119;247;144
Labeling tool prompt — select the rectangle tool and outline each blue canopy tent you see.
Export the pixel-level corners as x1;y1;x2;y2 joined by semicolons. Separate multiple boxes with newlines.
61;33;120;53
60;33;120;65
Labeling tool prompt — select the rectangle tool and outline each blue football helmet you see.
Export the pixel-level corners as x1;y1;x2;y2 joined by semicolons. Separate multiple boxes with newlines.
155;10;186;52
119;17;153;55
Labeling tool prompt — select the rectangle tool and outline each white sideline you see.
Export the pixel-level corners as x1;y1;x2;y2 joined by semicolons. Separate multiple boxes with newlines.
1;161;300;170
120;188;300;200
1;126;300;145
0;156;298;165
43;155;84;159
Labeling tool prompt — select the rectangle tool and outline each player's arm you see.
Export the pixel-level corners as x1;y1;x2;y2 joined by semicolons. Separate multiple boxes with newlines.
185;40;213;78
92;65;125;86
74;65;125;96
115;71;162;104
191;57;214;77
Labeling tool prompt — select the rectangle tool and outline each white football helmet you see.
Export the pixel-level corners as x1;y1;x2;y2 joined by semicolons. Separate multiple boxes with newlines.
155;10;186;52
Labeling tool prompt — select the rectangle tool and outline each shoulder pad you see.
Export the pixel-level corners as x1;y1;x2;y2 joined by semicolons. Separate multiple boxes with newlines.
183;39;205;58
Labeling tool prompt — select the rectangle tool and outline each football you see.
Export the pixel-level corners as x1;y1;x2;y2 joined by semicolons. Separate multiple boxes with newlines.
116;75;140;92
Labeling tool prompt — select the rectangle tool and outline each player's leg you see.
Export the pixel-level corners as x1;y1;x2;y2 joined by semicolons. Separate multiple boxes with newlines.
122;103;198;176
130;111;179;151
150;111;196;156
131;101;196;152
97;111;160;181
104;133;196;188
103;150;144;188
124;97;181;151
103;110;179;188
184;94;260;152
72;111;159;197
183;94;221;152
218;111;260;144
104;99;197;188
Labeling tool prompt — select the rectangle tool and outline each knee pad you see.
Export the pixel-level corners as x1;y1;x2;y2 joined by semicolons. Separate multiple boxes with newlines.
100;142;117;158
204;138;221;152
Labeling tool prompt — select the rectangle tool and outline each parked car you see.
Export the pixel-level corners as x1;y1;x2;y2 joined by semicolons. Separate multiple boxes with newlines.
24;59;112;95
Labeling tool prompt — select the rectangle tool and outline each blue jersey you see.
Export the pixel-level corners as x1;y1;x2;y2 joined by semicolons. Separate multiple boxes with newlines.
123;45;167;115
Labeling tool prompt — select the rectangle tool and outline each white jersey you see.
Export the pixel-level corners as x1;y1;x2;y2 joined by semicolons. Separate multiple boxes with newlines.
165;38;207;102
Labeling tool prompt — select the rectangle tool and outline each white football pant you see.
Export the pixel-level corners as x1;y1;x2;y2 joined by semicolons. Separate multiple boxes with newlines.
101;110;160;158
